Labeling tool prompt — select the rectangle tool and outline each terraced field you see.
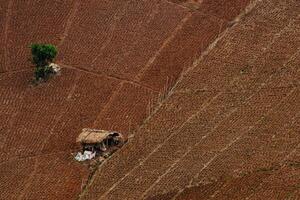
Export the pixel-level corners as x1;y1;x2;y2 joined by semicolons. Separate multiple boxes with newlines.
0;0;299;199
79;0;300;199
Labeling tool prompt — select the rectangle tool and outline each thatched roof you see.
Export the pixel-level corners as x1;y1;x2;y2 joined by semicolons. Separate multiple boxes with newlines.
76;128;113;144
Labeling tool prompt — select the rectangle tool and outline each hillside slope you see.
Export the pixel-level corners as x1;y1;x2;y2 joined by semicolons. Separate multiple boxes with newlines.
0;0;252;199
79;0;300;199
0;0;300;200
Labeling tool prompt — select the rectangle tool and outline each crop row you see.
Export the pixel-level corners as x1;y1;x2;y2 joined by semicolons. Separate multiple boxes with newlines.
80;1;300;199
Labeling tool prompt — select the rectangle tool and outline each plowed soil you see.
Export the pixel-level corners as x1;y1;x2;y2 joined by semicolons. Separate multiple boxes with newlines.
78;0;300;200
1;0;299;199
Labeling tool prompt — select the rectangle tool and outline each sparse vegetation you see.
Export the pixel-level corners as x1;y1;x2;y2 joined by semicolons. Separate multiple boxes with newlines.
30;44;58;81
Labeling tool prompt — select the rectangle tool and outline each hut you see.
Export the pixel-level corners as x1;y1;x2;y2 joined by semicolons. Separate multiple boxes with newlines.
76;128;125;155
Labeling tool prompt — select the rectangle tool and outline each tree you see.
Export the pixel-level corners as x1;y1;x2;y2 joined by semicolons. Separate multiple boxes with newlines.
30;44;58;81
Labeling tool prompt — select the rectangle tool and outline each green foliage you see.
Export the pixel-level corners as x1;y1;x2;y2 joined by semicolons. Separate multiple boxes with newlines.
30;44;57;81
30;43;57;66
34;66;54;81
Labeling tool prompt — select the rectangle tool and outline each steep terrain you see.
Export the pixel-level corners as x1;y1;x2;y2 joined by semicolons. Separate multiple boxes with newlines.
79;0;300;199
0;0;299;199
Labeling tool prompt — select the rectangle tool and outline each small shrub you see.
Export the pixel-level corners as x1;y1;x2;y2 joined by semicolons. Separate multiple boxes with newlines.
34;66;54;81
30;44;57;81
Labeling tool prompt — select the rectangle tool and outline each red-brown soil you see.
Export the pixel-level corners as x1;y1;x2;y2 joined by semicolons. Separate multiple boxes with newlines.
91;82;158;134
138;12;226;91
16;153;87;200
79;0;300;200
7;1;75;72
1;0;299;199
169;0;251;21
58;0;187;81
0;1;9;73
